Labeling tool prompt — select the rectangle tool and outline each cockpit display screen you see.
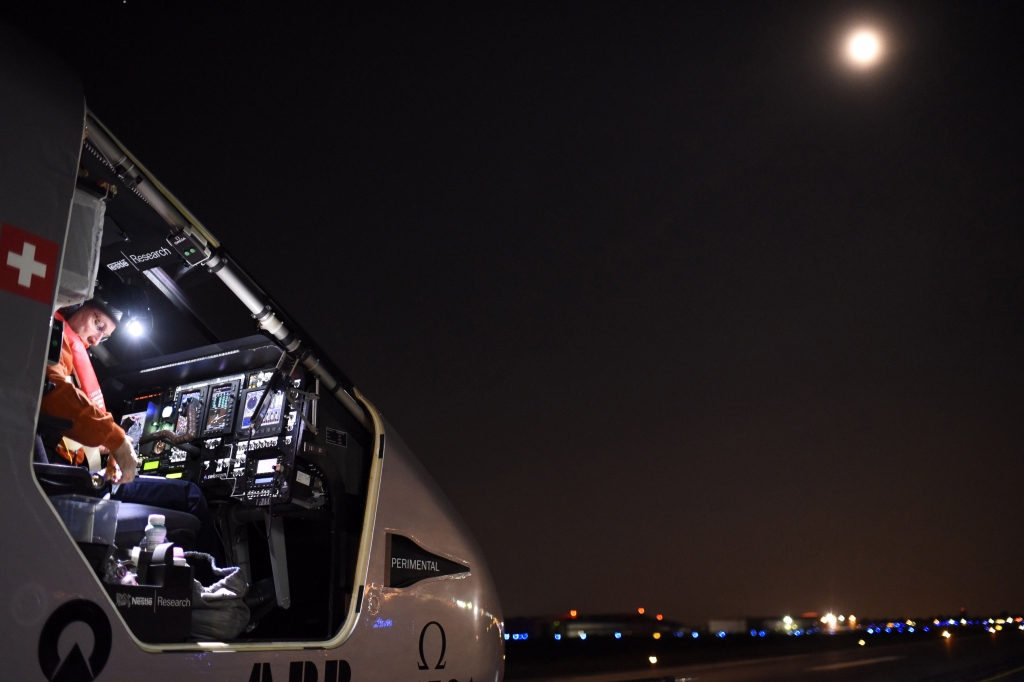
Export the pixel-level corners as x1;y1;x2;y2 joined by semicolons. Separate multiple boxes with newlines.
203;383;237;435
256;458;277;475
175;389;204;434
238;388;285;436
120;411;147;447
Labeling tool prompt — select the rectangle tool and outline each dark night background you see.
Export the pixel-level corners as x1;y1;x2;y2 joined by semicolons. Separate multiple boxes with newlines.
6;2;1023;624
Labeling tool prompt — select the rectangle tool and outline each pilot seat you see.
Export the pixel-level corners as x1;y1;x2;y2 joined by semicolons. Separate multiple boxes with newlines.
34;417;202;552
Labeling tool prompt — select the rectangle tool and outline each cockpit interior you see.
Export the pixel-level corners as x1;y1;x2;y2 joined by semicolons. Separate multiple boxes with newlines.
32;115;376;645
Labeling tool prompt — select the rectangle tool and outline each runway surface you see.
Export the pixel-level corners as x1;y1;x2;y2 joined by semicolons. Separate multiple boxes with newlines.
529;631;1024;682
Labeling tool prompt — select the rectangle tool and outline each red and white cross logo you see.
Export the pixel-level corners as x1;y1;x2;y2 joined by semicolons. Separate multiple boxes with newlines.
0;222;59;305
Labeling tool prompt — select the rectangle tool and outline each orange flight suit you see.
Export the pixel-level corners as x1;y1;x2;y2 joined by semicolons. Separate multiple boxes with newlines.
40;315;126;458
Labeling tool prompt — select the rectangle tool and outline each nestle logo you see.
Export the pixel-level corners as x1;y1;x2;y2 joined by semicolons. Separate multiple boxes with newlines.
115;593;153;608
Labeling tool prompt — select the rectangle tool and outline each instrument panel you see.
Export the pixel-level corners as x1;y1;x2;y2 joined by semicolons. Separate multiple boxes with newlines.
126;365;318;507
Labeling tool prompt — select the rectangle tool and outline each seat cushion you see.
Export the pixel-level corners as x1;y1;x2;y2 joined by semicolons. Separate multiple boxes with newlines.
115;502;200;551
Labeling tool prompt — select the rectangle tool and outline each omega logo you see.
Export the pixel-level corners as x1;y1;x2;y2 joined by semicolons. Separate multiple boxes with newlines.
418;621;447;670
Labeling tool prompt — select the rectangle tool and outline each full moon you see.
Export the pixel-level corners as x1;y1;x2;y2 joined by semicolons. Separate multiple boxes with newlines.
846;29;882;66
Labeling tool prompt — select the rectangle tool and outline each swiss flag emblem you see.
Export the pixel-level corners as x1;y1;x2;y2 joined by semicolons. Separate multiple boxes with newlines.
0;223;59;305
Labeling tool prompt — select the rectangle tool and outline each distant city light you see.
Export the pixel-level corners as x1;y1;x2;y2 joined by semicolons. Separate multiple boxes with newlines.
638;607;645;615
570;610;577;618
648;656;658;664
653;633;661;640
783;615;793;625
579;632;587;640
942;631;951;639
656;614;663;621
858;639;866;646
846;29;882;66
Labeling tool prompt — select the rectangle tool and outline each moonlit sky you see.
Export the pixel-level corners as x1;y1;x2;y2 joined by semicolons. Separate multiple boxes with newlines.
7;2;1023;624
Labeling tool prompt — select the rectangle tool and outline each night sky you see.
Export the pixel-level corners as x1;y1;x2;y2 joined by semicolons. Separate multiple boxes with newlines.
8;2;1023;624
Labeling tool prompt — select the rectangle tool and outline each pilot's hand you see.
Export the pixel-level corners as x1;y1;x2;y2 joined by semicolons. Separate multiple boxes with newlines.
110;438;138;484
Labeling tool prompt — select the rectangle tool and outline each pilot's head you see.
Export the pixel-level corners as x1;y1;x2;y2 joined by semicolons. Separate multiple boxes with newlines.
65;298;122;346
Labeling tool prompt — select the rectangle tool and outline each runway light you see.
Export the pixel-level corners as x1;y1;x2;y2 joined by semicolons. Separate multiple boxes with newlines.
648;656;658;665
847;29;882;66
858;639;866;646
554;634;561;641
942;631;951;639
653;633;661;640
579;632;587;640
656;614;663;621
570;610;577;618
504;634;509;641
638;607;645;615
614;632;621;640
692;632;699;639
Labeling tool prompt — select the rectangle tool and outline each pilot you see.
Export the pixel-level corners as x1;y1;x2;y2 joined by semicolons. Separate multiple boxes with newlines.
41;297;224;563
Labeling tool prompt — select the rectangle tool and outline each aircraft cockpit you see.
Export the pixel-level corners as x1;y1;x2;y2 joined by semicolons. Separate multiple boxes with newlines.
32;113;377;645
